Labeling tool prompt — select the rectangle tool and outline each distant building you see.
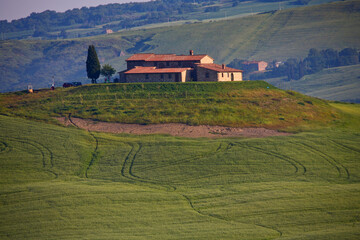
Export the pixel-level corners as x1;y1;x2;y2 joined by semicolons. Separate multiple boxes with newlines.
105;29;114;34
118;50;243;83
241;61;268;72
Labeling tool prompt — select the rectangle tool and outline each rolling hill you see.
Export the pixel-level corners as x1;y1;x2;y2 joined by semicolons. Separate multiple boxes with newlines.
0;81;345;132
1;0;360;93
1;58;360;238
267;64;360;103
0;100;359;239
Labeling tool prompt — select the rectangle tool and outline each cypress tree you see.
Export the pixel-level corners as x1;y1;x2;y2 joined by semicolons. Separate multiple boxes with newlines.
86;45;100;84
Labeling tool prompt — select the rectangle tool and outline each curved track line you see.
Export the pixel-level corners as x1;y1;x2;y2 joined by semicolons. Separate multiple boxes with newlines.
0;140;10;153
125;142;233;191
128;143;142;179
2;137;58;178
236;142;306;175
85;131;99;178
330;140;360;154
120;142;139;180
121;141;282;238
294;141;349;179
68;114;98;178
135;142;230;173
181;193;283;238
120;142;176;191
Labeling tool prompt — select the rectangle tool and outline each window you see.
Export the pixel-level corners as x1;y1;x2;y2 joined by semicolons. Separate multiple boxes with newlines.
205;72;210;78
168;74;172;79
161;74;164;79
178;61;182;67
222;73;224;77
166;62;170;67
145;74;149;79
227;73;229;77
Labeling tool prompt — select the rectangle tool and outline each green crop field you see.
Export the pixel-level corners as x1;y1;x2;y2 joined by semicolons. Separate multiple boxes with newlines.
0;99;359;239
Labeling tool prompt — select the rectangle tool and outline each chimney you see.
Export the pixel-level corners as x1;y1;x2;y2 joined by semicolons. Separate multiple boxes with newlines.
222;64;226;69
189;50;194;56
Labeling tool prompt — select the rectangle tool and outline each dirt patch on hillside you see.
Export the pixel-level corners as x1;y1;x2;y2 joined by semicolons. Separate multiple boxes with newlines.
56;117;291;138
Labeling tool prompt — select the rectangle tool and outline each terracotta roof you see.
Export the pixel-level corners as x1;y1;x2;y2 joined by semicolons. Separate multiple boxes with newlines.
126;53;154;61
126;53;212;62
196;64;243;72
125;66;193;74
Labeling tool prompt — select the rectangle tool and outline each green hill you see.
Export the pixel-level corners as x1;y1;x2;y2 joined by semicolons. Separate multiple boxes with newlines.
1;0;360;92
0;81;350;132
267;64;360;103
0;101;359;239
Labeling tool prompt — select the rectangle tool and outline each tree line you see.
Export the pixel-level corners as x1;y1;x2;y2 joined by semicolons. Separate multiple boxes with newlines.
229;48;360;81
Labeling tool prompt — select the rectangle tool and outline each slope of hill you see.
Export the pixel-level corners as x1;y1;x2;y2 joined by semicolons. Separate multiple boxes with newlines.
267;65;360;103
1;0;360;93
0;101;359;239
0;81;347;132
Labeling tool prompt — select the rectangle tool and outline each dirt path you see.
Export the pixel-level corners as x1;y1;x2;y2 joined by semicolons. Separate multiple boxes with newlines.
57;117;291;138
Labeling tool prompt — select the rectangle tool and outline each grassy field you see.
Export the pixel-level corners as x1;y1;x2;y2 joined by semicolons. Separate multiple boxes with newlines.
0;100;359;239
0;81;344;131
1;0;360;92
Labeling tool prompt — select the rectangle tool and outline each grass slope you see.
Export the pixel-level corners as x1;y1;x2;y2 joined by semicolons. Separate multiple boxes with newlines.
268;65;360;103
1;0;360;92
0;102;359;239
0;81;343;131
266;65;360;103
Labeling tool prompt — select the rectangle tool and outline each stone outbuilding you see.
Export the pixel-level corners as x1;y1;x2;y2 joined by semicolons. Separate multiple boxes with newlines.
196;63;243;82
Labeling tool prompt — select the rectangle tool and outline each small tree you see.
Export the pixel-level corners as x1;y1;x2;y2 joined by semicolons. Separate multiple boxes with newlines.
86;45;100;84
100;64;116;83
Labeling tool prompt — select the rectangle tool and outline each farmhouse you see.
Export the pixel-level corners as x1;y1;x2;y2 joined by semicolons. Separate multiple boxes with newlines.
118;50;243;83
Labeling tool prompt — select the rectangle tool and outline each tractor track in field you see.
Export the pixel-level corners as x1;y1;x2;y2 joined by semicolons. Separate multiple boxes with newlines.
294;141;350;179
68;114;99;178
135;142;231;173
136;142;234;185
119;140;283;238
120;142;176;191
0;140;10;154
330;140;360;154
180;193;283;238
2;136;58;178
235;142;306;175
84;131;99;178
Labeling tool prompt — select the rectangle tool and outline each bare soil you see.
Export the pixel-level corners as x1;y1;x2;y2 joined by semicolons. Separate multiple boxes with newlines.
57;117;291;138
